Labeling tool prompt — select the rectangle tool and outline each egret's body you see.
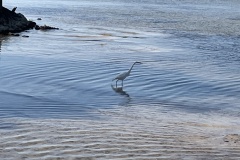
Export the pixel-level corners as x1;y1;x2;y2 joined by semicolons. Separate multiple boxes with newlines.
112;62;142;87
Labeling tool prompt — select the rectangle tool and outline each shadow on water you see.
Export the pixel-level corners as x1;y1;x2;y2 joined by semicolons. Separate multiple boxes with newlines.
0;38;2;55
0;35;10;53
0;38;2;63
111;85;130;97
111;85;131;106
0;40;1;52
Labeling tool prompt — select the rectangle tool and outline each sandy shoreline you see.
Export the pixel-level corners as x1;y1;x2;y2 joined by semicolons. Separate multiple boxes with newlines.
1;107;240;159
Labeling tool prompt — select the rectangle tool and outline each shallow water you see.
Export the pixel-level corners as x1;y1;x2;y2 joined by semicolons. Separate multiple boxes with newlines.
1;0;240;159
1;114;240;160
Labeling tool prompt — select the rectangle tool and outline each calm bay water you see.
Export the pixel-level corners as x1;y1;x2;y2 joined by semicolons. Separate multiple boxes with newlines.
1;0;239;118
1;0;240;159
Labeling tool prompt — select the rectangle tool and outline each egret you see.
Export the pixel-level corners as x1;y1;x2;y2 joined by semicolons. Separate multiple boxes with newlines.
112;61;142;87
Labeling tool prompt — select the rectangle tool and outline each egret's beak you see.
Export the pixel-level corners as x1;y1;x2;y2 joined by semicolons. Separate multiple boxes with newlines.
136;61;142;64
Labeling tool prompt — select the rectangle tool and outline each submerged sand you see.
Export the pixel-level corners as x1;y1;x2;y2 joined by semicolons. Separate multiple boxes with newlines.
0;106;240;160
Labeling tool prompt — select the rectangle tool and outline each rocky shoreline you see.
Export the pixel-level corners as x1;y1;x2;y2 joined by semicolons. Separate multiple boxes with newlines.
0;7;58;35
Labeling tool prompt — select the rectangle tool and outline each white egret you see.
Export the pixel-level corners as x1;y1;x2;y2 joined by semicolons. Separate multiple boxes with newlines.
112;61;142;87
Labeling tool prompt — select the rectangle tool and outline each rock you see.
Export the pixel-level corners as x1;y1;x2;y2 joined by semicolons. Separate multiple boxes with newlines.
0;7;59;34
35;25;40;30
35;25;59;31
223;134;240;144
0;7;34;34
27;21;37;29
9;33;20;36
37;18;42;20
11;7;17;12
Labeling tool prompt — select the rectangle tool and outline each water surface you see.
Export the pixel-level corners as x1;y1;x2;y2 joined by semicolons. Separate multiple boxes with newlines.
1;0;240;159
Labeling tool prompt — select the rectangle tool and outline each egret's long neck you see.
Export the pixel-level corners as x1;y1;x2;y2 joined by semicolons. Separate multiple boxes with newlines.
128;63;136;74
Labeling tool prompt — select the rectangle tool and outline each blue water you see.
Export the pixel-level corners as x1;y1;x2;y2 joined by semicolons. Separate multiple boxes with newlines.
1;0;240;119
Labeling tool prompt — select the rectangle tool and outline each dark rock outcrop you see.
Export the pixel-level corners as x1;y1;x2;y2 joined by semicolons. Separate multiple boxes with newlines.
35;25;59;31
0;7;33;34
0;7;59;35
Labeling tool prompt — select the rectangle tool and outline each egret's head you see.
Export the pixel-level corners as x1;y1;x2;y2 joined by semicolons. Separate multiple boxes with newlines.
135;61;142;64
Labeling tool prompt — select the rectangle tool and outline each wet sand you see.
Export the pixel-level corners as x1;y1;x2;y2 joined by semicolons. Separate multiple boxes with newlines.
1;106;240;159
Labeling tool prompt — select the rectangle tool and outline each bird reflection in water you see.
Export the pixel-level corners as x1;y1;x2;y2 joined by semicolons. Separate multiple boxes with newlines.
111;85;131;106
111;85;130;97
